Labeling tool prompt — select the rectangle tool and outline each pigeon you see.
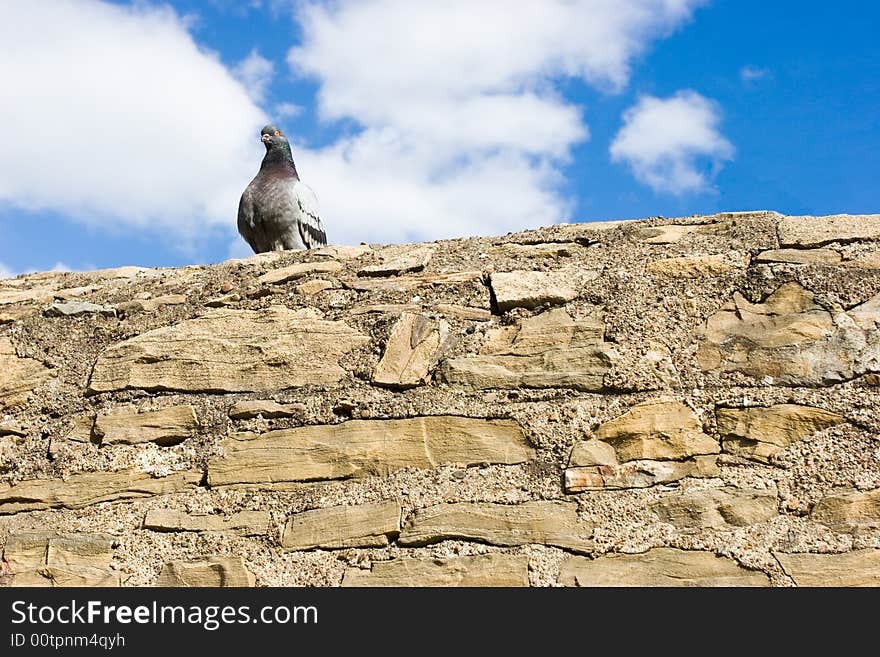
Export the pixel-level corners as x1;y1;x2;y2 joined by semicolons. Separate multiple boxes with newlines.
237;124;327;253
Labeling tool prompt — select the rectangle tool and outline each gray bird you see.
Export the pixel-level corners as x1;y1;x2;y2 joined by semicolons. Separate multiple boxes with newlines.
237;124;327;253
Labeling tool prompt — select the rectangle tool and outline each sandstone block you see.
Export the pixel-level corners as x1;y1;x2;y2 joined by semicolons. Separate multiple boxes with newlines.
341;553;529;587
88;306;368;394
560;548;769;586
716;404;844;463
281;500;401;550
373;313;450;389
94;405;198;446
398;501;593;553
208;416;533;487
0;469;201;514
155;556;255;587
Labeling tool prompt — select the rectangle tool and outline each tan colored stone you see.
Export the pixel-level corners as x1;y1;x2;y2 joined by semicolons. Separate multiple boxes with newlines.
399;501;593;553
651;487;778;528
775;550;880;586
63;416;94;443
341;553;529;587
716;404;845;463
258;260;343;285
358;245;434;276
281;500;401;550
432;304;492;321
0;285;58;306
115;293;187;314
849;250;880;269
155;556;255;587
0;336;53;410
560;548;769;586
373;313;450;389
0;306;37;324
228;400;305;419
440;308;610;391
88;306;369;394
636;224;706;244
778;214;880;248
3;531;119;587
568;440;618;467
296;279;335;295
351;303;422;315
490;242;579;258
753;248;842;265
311;244;372;260
94;405;198;446
0;469;201;514
697;283;880;386
344;270;481;292
489;270;580;311
564;455;719;492
596;399;719;462
208;416;533;488
646;254;736;278
811;488;880;533
144;509;270;535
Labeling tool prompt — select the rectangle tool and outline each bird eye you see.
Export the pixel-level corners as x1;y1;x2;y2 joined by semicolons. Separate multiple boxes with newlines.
274;130;280;136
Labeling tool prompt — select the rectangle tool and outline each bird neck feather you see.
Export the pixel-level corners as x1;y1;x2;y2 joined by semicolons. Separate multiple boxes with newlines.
260;145;299;178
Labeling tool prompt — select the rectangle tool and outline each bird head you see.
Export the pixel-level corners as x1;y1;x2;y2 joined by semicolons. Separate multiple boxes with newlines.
260;124;289;151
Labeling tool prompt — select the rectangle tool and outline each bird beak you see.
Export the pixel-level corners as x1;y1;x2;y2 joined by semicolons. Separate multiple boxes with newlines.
261;134;270;143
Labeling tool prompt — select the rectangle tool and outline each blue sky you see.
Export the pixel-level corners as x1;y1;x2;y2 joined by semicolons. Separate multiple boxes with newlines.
1;0;878;275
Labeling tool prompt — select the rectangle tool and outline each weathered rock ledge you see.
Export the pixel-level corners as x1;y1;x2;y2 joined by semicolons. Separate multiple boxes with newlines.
2;211;879;586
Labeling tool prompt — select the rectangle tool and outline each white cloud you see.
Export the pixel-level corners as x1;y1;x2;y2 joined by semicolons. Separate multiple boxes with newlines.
610;90;734;195
740;65;770;83
233;49;275;103
0;0;266;240
287;0;706;244
275;102;304;119
0;262;14;280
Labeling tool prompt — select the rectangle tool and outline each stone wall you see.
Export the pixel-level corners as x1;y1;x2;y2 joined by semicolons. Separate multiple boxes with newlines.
1;210;879;587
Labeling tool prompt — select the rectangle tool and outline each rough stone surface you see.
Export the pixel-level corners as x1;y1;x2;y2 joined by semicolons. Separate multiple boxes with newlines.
651;487;778;528
0;470;201;514
754;248;843;265
775;550;880;586
143;510;270;535
89;306;369;393
358;246;434;277
646;254;737;278
208;416;533;487
565;455;719;492
560;548;770;586
46;301;117;317
94;405;198;446
489;270;581;311
440;308;610;391
596;399;720;462
155;556;255;587
228;400;305;419
2;531;119;587
373;313;450;389
810;488;880;533
697;282;880;386
716;404;845;463
399;501;593;553
281;500;401;550
0;337;53;410
258;260;343;285
778;214;880;247
2;211;880;588
341;554;529;587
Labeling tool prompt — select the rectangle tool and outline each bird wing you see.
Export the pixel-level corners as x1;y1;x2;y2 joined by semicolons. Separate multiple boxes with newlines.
291;180;327;248
237;184;261;253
